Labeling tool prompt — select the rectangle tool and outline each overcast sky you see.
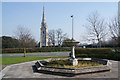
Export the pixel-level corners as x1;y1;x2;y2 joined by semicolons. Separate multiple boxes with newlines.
2;2;118;43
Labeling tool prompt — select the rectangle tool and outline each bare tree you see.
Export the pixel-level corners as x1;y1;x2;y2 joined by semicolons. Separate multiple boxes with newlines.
56;28;67;47
108;17;120;46
15;26;37;48
85;12;107;48
48;29;56;46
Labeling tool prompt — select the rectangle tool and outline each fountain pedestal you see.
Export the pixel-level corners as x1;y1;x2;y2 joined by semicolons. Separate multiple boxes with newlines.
64;41;79;66
69;58;78;66
69;46;78;66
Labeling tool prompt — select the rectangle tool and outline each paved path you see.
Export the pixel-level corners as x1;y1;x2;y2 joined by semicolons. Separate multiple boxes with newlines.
1;60;119;79
1;52;69;57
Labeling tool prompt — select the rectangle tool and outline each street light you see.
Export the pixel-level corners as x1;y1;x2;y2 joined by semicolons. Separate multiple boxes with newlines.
71;15;74;41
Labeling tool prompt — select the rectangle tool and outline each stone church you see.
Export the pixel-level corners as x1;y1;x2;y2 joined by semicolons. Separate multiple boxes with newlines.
40;7;48;47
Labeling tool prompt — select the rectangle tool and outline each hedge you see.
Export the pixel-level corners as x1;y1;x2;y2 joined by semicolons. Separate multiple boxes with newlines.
2;47;71;53
75;48;120;61
75;48;113;54
2;47;120;61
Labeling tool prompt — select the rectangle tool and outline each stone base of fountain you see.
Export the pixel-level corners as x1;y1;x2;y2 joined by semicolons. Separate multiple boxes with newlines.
69;58;78;66
35;58;112;77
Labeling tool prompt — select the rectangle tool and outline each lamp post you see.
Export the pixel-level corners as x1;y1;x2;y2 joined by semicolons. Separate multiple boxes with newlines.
71;15;74;41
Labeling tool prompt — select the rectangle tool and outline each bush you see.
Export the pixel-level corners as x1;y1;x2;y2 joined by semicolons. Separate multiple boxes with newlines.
2;47;71;53
75;48;120;61
2;48;24;53
75;48;113;54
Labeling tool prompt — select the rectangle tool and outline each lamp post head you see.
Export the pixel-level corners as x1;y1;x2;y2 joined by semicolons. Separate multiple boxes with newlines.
71;15;73;18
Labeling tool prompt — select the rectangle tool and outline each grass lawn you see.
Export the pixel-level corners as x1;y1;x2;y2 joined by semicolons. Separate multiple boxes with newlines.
1;56;69;65
43;60;103;68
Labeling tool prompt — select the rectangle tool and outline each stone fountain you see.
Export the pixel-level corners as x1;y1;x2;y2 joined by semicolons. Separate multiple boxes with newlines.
64;41;79;65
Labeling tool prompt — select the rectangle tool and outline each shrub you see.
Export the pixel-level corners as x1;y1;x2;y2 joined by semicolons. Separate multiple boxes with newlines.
2;47;71;53
75;48;112;54
75;48;120;61
2;48;24;53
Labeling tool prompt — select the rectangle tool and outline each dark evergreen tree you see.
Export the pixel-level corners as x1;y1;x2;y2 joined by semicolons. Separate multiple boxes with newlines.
1;36;19;48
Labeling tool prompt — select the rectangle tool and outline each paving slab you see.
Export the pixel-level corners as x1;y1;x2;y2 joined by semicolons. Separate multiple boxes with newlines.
1;60;119;79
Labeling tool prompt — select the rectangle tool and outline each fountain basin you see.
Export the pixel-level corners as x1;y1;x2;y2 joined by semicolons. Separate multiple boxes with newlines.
64;41;79;47
35;58;111;76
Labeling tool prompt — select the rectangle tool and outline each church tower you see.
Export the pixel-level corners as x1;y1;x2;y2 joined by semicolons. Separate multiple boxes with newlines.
40;6;48;47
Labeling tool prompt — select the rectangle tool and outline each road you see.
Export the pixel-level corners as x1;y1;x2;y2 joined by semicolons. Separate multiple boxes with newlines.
1;52;70;57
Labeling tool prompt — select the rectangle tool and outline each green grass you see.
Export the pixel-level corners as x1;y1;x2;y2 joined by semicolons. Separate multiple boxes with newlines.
1;56;69;65
2;51;70;55
43;60;103;68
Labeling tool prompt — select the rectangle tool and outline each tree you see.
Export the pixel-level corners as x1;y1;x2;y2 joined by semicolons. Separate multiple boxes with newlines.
15;26;37;48
84;12;107;48
2;36;19;48
108;17;120;47
56;28;67;46
48;29;56;46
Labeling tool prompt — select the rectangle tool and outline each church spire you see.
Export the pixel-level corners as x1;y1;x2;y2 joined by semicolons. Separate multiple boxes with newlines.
42;6;46;24
40;6;48;47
